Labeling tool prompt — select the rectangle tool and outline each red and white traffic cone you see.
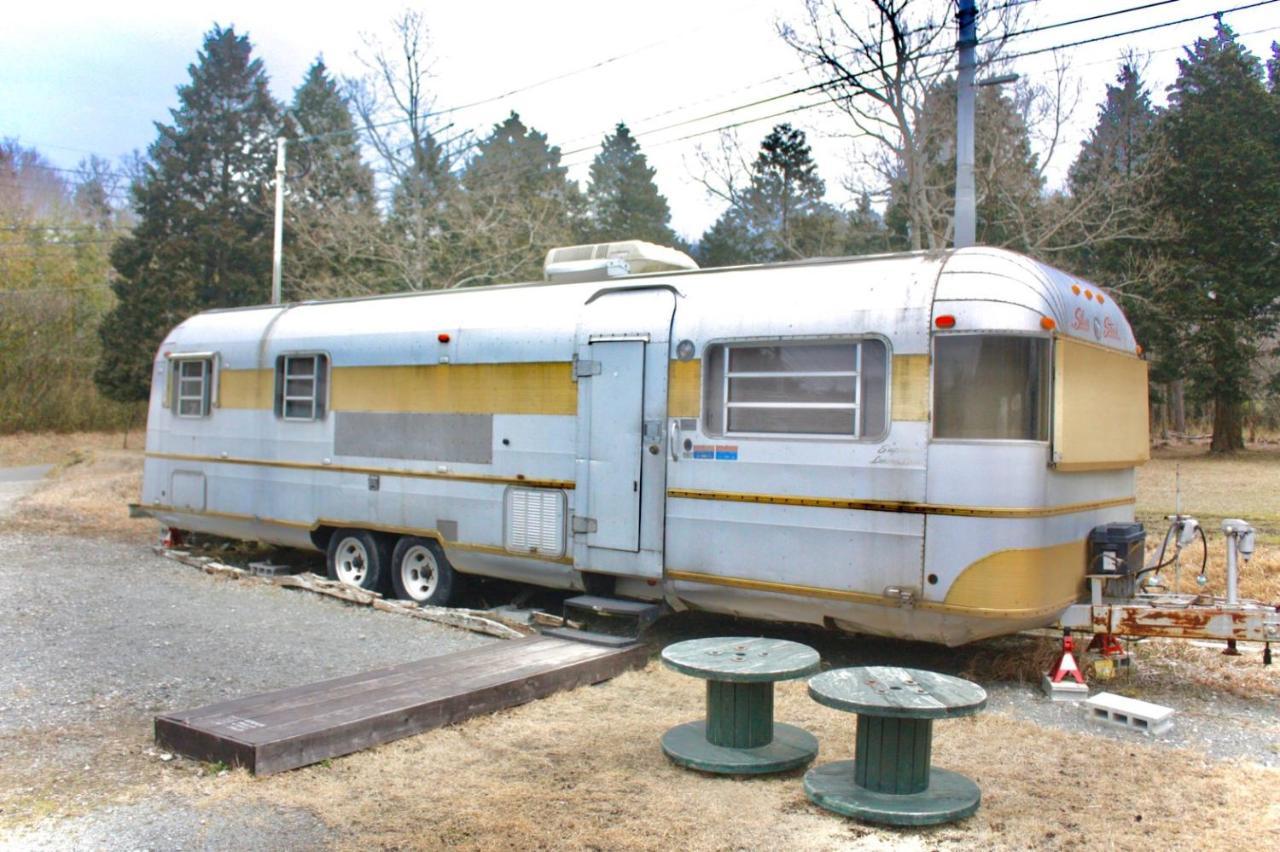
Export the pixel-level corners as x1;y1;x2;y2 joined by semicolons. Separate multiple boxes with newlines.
1042;629;1090;700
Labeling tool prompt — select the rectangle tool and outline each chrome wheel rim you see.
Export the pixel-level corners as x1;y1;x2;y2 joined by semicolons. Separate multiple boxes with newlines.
400;544;439;602
334;537;370;586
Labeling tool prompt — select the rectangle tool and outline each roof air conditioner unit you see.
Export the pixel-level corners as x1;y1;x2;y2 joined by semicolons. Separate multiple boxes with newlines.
543;240;697;283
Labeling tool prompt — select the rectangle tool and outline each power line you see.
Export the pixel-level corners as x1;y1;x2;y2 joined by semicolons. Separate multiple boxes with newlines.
995;0;1280;63
998;0;1189;43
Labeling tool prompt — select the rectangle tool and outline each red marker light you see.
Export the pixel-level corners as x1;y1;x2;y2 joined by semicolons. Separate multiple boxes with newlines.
935;315;956;329
438;333;451;343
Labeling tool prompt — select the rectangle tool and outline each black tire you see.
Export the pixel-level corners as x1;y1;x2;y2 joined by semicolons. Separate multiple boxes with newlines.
390;536;456;606
326;528;389;592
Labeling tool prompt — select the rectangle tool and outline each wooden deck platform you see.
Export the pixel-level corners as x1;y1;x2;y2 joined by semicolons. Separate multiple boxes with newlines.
155;635;648;775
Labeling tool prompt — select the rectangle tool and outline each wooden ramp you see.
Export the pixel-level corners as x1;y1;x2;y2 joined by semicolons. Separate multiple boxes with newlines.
155;635;648;775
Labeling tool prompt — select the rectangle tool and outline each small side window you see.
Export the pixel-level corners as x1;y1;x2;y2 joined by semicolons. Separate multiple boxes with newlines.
275;354;329;421
171;357;213;418
703;339;888;438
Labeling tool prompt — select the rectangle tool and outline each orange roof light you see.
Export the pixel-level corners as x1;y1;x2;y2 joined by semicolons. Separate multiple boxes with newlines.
1040;316;1057;330
1097;293;1106;304
1084;289;1093;300
935;315;956;329
1071;284;1081;295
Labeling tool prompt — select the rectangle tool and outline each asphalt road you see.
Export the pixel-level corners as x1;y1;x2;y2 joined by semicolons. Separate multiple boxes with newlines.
0;465;51;518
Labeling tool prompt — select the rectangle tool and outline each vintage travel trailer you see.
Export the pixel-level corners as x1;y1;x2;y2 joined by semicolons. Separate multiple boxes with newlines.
138;243;1153;646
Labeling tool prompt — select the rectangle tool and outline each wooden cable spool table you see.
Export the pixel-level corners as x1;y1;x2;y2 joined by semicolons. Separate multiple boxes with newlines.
804;666;987;826
660;637;821;775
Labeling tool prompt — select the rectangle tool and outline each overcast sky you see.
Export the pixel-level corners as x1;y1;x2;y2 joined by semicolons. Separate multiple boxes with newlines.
3;1;1278;241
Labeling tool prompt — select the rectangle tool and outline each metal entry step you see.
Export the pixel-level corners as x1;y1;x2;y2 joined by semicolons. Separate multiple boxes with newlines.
542;595;665;647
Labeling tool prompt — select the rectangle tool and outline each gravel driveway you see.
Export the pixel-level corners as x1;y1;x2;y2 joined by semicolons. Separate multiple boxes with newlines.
1;532;494;850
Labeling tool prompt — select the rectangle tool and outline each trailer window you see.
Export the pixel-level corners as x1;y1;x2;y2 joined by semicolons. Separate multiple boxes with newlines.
172;357;212;418
933;335;1050;441
275;354;329;421
703;340;887;438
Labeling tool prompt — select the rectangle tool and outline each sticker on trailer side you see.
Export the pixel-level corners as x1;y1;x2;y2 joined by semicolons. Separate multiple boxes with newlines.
691;444;738;460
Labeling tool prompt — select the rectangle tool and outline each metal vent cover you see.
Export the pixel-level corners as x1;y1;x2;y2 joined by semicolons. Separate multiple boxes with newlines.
504;488;567;557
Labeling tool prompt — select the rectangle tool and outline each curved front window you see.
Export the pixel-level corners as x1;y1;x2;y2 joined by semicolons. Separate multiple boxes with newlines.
933;335;1050;441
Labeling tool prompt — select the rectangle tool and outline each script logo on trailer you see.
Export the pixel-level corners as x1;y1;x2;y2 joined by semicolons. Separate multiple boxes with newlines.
1071;307;1089;333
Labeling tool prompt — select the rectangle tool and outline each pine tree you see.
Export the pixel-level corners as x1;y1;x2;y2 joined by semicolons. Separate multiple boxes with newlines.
95;26;281;401
697;124;844;265
884;79;1043;250
584;123;677;246
456;112;581;284
1154;24;1280;451
844;192;891;256
284;57;381;297
1063;63;1176;391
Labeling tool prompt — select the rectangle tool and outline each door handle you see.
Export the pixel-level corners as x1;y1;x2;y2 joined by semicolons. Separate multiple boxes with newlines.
669;418;681;462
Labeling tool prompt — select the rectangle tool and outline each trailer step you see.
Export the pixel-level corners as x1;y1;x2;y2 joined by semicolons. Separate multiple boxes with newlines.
541;626;643;648
560;595;665;641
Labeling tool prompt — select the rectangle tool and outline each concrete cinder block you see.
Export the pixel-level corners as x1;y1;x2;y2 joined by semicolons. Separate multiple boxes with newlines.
1084;691;1174;736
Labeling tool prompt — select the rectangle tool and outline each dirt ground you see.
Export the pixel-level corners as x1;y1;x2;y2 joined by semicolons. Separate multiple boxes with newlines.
2;432;1279;850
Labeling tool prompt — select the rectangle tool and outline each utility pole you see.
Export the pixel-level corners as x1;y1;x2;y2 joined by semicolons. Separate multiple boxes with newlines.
271;136;287;305
954;0;978;249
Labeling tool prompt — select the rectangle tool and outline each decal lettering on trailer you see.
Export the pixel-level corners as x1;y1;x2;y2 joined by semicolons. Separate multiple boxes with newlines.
691;444;739;461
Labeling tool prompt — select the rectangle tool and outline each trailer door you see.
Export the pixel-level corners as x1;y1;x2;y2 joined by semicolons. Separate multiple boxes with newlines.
573;287;676;581
584;339;645;551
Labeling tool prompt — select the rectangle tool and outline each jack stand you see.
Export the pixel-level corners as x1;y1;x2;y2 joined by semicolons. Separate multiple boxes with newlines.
1223;639;1241;657
1264;643;1272;666
1087;632;1127;658
1043;629;1090;701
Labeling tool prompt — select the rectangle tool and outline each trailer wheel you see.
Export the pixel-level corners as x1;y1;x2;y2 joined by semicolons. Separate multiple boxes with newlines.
326;529;387;592
390;537;456;607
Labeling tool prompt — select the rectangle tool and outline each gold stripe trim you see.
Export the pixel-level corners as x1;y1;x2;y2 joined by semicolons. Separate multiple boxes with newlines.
667;359;701;418
666;488;1134;518
146;505;574;565
218;363;579;415
665;570;1076;621
146;452;575;490
332;362;577;415
890;354;929;422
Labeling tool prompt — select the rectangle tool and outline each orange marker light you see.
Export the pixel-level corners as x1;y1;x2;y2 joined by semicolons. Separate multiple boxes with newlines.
1136;343;1144;356
935;315;956;329
1071;285;1081;295
1097;294;1105;304
1084;290;1093;300
1040;316;1056;330
438;333;451;343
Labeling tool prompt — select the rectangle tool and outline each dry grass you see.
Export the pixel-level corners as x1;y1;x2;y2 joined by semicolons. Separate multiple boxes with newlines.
0;429;143;467
187;662;1278;851
3;433;1279;848
1138;444;1280;539
0;432;152;544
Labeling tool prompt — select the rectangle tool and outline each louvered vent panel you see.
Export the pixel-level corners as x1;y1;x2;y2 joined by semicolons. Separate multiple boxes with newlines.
505;488;566;556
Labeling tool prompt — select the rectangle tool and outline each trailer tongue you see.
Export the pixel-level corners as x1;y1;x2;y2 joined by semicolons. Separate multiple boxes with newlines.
1058;517;1279;654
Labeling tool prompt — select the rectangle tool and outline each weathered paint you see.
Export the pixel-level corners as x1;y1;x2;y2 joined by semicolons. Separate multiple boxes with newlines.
1053;336;1150;471
943;540;1086;616
890;354;930;422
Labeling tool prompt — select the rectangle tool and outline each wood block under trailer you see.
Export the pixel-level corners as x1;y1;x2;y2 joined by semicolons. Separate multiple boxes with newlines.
154;635;648;775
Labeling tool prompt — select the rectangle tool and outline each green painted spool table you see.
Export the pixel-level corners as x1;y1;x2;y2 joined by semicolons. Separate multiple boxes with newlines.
660;637;820;775
804;666;987;826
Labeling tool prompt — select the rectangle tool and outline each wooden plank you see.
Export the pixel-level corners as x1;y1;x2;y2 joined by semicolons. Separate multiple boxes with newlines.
155;636;648;775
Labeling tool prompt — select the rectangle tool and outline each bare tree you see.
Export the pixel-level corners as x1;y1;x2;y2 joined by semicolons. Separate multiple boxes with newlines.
342;10;472;291
779;0;1032;250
